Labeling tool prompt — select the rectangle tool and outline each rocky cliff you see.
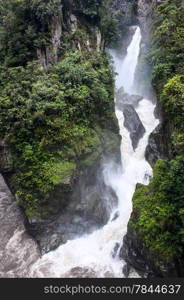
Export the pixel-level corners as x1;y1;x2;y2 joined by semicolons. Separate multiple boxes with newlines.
120;0;172;278
111;0;138;26
0;175;40;277
0;0;122;257
121;0;184;278
28;126;121;254
138;0;157;42
36;2;105;68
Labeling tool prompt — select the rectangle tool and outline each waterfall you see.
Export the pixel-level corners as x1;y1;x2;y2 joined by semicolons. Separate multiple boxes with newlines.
30;26;159;278
116;27;142;93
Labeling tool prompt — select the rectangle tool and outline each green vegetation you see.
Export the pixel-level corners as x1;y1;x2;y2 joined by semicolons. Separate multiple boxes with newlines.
0;0;123;68
63;0;124;46
130;0;184;272
161;75;184;133
132;158;184;265
0;50;115;217
150;0;184;92
0;0;118;217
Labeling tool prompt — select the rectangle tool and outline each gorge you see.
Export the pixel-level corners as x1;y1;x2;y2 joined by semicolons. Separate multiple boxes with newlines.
0;0;184;278
29;25;159;278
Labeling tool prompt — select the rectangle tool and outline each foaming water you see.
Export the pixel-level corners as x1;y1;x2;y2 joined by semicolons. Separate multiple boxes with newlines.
115;27;142;93
30;27;159;278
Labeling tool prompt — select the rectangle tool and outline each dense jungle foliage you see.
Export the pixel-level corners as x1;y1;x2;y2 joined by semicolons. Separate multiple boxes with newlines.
0;0;119;217
131;0;184;273
0;0;123;67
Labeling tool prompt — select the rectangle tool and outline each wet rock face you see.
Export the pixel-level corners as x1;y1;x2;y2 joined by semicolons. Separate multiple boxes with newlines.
138;0;159;43
120;221;179;278
0;175;40;277
27;127;121;254
29;213;101;255
116;87;143;109
37;13;62;68
37;6;104;68
145;120;172;165
28;160;119;254
116;88;145;150
133;0;160;98
123;104;145;150
120;227;155;278
112;0;138;26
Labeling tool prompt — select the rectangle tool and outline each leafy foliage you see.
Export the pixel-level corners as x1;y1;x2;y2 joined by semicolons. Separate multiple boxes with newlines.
132;158;184;265
0;0;37;66
30;0;62;22
0;0;119;217
161;75;184;130
150;0;184;92
0;0;124;67
131;0;184;272
0;51;115;216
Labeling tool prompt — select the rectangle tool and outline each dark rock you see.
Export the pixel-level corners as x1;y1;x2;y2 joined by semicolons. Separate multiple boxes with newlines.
125;94;143;107
28;162;119;254
27;128;121;254
109;1;138;56
132;0;159;98
115;88;145;150
119;0;179;279
133;41;157;99
111;242;121;259
120;221;179;277
69;161;119;224
138;0;158;43
0;140;13;173
111;210;119;222
122;263;131;277
111;0;138;26
145;121;172;165
116;88;143;109
121;115;177;277
37;14;62;68
123;104;145;150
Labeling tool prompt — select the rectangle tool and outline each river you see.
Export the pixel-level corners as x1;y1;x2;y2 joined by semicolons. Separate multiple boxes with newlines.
30;26;159;278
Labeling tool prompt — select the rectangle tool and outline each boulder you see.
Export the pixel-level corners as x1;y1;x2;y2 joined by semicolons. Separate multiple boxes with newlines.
115;88;145;150
116;88;143;109
123;104;145;150
0;174;40;277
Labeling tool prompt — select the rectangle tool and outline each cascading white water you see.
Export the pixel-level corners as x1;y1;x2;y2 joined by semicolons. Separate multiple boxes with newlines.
115;27;142;93
30;26;159;278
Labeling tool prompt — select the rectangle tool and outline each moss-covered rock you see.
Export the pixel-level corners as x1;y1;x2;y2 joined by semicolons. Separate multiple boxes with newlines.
122;157;184;277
